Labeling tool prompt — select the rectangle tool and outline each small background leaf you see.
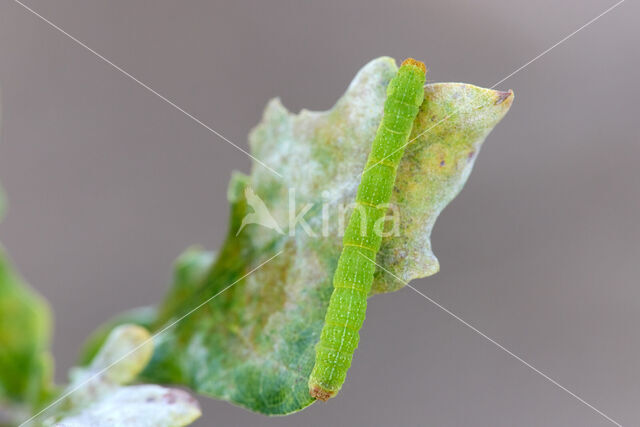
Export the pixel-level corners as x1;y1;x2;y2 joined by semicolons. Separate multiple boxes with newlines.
0;246;54;424
0;177;55;424
1;103;56;423
47;325;200;427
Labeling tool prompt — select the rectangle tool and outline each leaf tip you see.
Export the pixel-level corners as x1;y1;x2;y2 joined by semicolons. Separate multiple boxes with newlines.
494;89;514;106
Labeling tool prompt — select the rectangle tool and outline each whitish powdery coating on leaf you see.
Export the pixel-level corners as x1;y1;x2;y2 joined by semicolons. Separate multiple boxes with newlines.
47;325;200;427
376;82;514;292
248;57;513;293
52;386;200;427
91;57;513;416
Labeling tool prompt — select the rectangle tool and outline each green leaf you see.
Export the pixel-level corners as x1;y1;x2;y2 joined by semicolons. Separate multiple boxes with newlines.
1;104;55;420
0;245;54;419
115;57;512;415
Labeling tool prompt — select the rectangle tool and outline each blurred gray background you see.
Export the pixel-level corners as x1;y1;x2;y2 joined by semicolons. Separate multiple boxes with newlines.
0;0;638;426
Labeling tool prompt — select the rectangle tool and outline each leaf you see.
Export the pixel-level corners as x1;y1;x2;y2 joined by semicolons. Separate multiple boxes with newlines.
1;106;55;421
0;240;55;421
1;93;198;427
52;385;201;427
111;57;513;415
48;325;201;427
77;306;158;367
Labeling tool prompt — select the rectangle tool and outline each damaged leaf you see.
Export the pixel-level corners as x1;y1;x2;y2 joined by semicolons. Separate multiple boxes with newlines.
90;57;512;415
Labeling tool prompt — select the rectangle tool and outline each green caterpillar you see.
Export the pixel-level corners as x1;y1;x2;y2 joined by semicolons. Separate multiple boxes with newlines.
309;58;426;401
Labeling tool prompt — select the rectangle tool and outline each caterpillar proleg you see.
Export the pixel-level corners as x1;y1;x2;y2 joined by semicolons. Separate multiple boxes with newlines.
309;58;426;401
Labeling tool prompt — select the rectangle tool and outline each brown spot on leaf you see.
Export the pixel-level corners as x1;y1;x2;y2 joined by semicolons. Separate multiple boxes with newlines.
494;90;513;105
